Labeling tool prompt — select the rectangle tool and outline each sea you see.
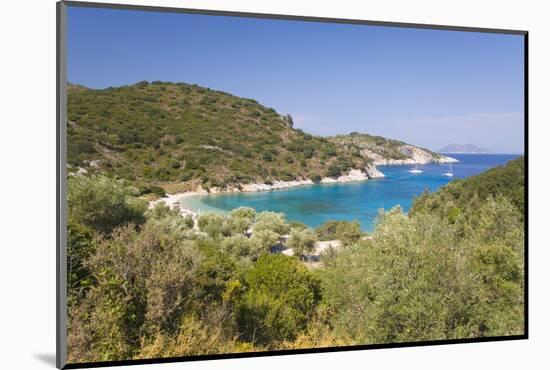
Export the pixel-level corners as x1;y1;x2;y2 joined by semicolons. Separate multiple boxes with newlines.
178;154;521;231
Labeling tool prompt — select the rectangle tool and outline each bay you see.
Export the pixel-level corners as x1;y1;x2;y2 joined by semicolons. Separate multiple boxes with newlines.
179;154;520;231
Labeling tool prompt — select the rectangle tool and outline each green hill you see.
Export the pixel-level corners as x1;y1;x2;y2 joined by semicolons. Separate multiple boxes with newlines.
67;81;371;191
329;132;445;163
67;81;448;193
330;133;409;160
410;156;525;219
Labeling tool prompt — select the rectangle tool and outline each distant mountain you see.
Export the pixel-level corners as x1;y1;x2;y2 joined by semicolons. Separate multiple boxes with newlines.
439;143;491;154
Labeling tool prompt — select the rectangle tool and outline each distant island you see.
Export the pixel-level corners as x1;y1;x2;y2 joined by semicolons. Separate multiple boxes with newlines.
439;143;491;154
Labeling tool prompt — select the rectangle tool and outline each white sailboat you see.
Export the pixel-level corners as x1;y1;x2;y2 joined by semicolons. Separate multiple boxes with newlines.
442;163;454;177
409;163;422;174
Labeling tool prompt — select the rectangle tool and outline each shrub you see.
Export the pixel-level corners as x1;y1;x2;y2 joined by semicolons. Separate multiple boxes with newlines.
334;220;362;245
230;206;256;220
183;215;194;229
67;219;96;305
135;81;149;88
68;175;147;234
146;203;194;236
220;234;261;259
320;203;524;344
198;213;231;239
320;209;459;343
136;316;241;358
185;159;200;170
227;207;256;234
250;229;280;253
288;221;308;231
323;147;337;157
67;223;204;362
180;171;194;182
253;211;290;235
287;228;317;258
311;174;322;183
135;183;166;197
315;220;362;244
285;114;294;127
235;255;321;345
326;164;341;178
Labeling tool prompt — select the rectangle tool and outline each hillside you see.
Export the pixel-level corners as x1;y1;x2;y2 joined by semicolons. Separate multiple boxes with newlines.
410;156;524;218
329;133;452;165
67;81;454;194
439;143;491;154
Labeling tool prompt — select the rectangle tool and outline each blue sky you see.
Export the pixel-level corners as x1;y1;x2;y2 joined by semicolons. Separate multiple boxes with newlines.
67;6;525;153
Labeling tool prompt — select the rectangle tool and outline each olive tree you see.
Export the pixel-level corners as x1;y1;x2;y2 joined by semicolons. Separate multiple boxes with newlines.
287;228;317;259
253;211;290;235
250;229;280;254
68;175;147;234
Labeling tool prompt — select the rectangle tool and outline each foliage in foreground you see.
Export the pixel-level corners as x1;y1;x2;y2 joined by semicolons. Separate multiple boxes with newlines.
320;201;523;344
314;220;362;245
67;158;524;362
68;175;147;234
236;254;321;345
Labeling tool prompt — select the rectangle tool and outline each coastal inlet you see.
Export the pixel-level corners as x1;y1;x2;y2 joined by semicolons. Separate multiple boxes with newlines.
160;154;519;231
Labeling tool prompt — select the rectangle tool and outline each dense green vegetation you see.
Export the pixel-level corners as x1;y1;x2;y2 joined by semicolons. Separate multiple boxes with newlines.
321;203;523;343
67;81;370;193
314;220;362;245
67;81;447;196
236;254;321;345
411;156;525;220
67;157;524;363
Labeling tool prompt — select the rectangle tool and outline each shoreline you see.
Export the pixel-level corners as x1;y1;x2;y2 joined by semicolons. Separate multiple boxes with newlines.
149;157;457;215
372;155;459;166
150;165;386;212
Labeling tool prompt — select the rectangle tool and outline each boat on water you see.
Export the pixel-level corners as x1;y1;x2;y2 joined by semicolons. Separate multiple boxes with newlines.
442;163;454;177
409;163;422;174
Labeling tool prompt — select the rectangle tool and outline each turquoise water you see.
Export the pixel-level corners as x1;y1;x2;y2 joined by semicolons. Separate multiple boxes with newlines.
180;154;520;231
